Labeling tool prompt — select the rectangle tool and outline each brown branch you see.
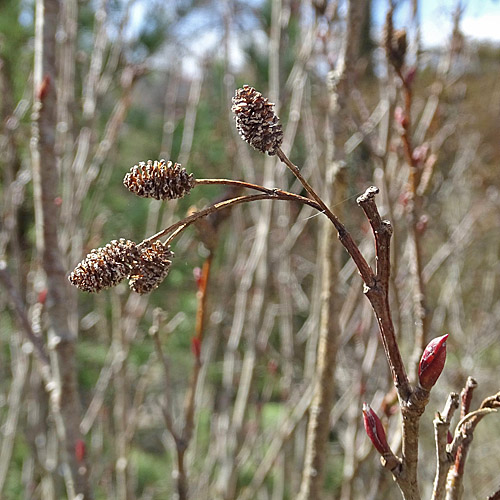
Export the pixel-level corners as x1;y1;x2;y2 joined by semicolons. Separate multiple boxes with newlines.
139;191;323;249
357;187;410;399
276;148;376;287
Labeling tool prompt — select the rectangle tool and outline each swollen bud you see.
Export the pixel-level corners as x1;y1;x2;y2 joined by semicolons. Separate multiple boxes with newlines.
418;334;449;390
362;403;391;455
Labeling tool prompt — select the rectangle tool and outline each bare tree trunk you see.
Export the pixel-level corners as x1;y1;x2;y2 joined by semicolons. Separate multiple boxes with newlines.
31;0;91;497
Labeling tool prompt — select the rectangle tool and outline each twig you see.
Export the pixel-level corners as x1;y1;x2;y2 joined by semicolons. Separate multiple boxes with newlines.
139;191;323;248
277;148;376;288
357;187;410;399
446;382;500;500
431;392;460;500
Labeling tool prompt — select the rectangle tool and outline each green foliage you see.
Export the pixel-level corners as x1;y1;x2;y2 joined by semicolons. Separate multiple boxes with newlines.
130;447;172;495
5;436;28;499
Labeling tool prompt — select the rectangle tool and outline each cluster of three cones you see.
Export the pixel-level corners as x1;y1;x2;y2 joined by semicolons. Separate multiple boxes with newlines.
69;86;283;294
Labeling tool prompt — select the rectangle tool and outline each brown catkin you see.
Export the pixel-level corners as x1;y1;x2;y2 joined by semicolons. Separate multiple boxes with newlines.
129;241;174;294
123;159;195;200
69;239;139;292
231;85;283;155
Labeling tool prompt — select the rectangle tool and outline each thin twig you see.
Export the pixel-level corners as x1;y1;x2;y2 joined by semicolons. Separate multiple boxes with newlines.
139;191;323;248
431;392;460;500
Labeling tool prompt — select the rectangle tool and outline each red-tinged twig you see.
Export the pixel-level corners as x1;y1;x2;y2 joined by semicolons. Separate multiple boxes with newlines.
385;6;429;382
460;376;478;418
431;393;460;500
175;254;213;500
446;383;500;500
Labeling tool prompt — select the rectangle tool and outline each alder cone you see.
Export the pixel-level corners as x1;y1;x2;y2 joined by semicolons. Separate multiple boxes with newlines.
129;241;174;294
124;159;195;201
69;239;139;292
232;85;283;155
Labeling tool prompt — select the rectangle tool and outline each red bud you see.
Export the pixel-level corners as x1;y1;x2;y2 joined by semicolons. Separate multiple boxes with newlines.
394;106;409;129
193;267;203;291
267;359;278;375
191;337;201;361
37;288;48;304
37;74;51;101
362;403;391;455
75;439;86;462
412;143;429;164
418;334;448;390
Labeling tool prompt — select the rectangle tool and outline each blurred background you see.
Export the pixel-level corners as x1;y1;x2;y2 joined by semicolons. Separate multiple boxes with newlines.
1;0;500;498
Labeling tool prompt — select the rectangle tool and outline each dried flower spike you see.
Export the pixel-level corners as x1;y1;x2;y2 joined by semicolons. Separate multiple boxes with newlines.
362;403;391;455
123;159;195;201
231;85;283;155
418;334;449;390
69;239;139;292
129;241;174;294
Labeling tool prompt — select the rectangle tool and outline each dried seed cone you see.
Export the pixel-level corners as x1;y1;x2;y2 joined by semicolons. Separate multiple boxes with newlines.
123;159;195;200
231;85;283;155
129;241;174;294
69;239;139;292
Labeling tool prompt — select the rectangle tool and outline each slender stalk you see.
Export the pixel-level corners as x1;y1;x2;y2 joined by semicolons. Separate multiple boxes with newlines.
276;149;376;286
139;191;323;248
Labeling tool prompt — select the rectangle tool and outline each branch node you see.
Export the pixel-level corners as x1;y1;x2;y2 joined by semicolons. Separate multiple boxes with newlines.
356;185;380;205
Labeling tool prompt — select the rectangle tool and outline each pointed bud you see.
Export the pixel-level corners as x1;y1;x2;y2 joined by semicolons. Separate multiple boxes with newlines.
418;334;449;390
362;403;391;455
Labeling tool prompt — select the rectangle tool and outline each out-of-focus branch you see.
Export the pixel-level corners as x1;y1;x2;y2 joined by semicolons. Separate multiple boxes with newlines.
0;261;51;373
31;0;92;497
385;6;430;382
